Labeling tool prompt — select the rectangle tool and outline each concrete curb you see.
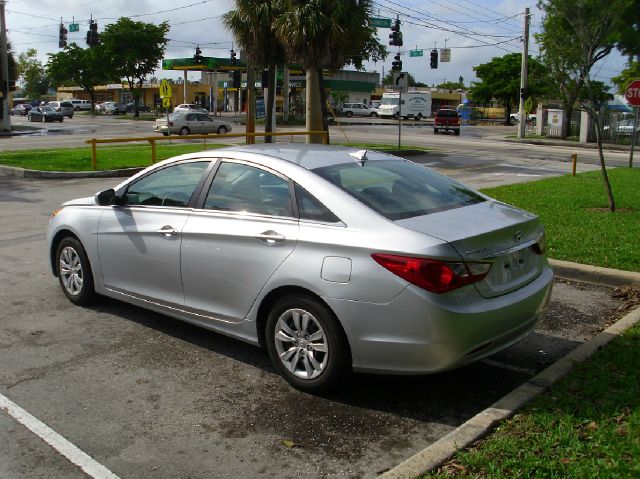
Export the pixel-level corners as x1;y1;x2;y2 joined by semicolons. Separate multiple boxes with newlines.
0;165;144;179
380;261;640;479
550;258;640;288
503;138;631;152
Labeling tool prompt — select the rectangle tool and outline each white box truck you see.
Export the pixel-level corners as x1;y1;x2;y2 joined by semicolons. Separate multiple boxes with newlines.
377;91;432;119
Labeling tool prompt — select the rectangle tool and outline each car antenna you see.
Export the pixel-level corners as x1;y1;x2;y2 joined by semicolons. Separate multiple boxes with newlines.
349;150;368;167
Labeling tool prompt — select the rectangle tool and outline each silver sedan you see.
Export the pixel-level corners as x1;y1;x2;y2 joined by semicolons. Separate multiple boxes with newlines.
46;145;553;393
154;112;232;136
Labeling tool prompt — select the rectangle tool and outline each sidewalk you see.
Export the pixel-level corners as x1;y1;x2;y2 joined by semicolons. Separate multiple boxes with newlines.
502;135;635;152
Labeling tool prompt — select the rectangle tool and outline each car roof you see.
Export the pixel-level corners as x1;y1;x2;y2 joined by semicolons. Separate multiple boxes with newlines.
212;144;403;170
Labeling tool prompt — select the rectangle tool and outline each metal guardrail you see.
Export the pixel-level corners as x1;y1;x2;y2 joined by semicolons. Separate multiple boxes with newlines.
84;130;329;170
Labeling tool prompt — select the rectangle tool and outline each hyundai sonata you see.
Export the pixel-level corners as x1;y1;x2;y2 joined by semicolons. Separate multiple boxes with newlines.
47;145;553;392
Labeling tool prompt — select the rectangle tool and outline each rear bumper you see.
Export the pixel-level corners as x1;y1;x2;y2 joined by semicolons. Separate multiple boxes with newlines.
325;266;554;374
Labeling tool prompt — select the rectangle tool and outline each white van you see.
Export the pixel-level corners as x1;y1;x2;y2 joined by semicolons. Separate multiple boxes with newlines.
69;99;92;111
377;91;432;120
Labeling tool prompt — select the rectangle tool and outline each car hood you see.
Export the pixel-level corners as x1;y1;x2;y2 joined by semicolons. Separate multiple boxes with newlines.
62;196;97;207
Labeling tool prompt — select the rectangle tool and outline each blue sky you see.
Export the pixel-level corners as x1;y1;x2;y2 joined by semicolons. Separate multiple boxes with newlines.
5;0;628;88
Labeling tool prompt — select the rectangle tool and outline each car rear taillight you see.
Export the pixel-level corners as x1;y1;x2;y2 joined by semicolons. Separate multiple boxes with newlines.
371;253;491;293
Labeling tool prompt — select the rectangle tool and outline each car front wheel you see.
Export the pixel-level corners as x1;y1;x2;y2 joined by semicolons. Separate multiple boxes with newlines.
266;294;350;393
179;127;190;135
217;125;228;134
56;237;96;306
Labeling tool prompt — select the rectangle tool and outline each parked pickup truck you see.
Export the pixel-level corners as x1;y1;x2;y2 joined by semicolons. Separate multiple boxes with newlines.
433;108;461;135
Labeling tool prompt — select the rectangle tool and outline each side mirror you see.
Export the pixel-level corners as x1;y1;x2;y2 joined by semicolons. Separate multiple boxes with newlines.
96;188;116;206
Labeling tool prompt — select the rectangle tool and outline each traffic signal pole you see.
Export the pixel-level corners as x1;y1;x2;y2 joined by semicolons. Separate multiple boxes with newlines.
0;0;10;132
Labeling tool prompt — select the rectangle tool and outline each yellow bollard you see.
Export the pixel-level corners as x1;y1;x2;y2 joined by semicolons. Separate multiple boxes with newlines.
571;153;577;176
90;139;97;170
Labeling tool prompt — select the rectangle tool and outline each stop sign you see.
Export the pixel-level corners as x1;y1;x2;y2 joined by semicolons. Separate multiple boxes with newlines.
625;80;640;106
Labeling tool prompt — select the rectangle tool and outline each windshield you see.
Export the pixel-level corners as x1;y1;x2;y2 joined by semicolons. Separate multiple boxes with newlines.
313;159;485;220
382;97;399;106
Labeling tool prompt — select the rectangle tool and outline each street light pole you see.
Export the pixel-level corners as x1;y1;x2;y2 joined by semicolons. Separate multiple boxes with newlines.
0;0;11;132
517;7;530;139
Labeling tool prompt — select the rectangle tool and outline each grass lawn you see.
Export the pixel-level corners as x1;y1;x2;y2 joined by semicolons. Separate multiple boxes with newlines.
425;320;640;478
481;168;640;272
0;143;227;171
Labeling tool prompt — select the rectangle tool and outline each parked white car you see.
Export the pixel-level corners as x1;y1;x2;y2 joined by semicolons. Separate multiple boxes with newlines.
69;99;92;111
154;112;232;135
339;102;377;117
173;104;209;114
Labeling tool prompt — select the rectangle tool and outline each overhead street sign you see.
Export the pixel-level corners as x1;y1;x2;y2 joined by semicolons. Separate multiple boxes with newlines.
409;50;423;57
370;17;392;28
625;80;640;106
68;23;79;32
159;79;172;99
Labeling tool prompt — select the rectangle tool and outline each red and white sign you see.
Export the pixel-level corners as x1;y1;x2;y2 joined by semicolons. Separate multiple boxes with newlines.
625;80;640;106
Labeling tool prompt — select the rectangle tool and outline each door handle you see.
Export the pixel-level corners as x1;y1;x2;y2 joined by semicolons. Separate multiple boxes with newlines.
256;230;285;245
156;225;178;237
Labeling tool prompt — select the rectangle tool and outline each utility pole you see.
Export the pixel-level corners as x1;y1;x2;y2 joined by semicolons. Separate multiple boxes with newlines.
517;7;530;139
0;0;11;132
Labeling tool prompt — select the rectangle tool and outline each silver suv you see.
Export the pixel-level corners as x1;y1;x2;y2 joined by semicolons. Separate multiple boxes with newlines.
47;101;75;118
341;102;377;117
69;99;91;111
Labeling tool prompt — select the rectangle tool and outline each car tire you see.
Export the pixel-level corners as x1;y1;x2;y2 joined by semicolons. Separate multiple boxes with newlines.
56;237;96;306
369;112;377;117
75;106;80;111
265;294;351;393
162;132;169;136
393;113;399;120
454;129;460;136
217;126;228;134
179;127;190;135
434;128;438;134
345;111;353;118
417;113;423;120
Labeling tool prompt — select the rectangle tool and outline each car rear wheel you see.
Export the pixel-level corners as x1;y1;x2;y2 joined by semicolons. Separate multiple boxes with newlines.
266;294;350;393
179;127;190;135
454;129;460;136
56;237;96;306
345;111;353;117
217;125;228;134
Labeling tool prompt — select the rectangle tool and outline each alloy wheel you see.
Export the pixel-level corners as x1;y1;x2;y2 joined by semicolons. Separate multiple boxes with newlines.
59;246;83;296
273;308;328;380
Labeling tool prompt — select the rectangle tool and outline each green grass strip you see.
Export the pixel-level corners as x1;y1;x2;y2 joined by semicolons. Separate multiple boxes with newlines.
425;321;640;478
0;143;227;171
480;168;640;272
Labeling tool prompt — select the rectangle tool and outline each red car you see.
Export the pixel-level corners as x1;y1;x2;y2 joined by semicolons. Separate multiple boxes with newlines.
434;109;461;136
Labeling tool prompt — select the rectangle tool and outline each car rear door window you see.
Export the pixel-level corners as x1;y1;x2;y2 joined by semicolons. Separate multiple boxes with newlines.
124;161;210;207
204;162;293;217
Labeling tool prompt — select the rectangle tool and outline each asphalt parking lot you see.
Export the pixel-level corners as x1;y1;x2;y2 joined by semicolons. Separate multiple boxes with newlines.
0;174;629;478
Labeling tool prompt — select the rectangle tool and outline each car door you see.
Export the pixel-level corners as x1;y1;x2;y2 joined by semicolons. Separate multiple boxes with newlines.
97;160;212;306
180;160;299;322
195;113;212;133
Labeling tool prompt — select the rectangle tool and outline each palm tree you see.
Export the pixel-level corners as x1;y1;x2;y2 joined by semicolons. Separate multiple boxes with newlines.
275;0;384;143
224;0;286;143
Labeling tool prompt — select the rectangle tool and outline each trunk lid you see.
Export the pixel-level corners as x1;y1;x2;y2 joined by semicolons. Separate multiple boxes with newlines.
395;200;546;298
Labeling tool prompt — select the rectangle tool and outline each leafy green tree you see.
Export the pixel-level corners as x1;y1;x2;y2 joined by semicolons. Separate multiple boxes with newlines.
612;61;640;95
275;0;385;143
470;53;550;125
224;0;287;143
537;0;632;211
47;44;115;111
99;18;169;117
16;49;52;99
435;80;464;90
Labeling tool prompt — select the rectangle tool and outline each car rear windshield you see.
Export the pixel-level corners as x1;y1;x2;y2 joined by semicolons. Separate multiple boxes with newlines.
437;110;458;118
313;159;485;220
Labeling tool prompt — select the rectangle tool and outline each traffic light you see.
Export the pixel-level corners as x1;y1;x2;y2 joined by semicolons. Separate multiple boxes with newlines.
86;20;99;47
194;46;203;64
230;49;237;65
430;49;438;69
388;18;403;47
233;70;241;89
59;23;68;48
391;53;402;71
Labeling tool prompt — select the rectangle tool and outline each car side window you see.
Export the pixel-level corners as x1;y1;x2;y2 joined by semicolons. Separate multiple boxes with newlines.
185;113;196;121
196;113;211;121
294;184;340;223
204;162;293;217
124;161;210;207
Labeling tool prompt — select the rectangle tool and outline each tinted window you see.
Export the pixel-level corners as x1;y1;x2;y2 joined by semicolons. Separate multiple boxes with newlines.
61;102;72;107
313;160;485;220
204;162;293;217
294;184;340;223
185;114;196;121
196;113;211;121
125;161;209;207
437;110;458;118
